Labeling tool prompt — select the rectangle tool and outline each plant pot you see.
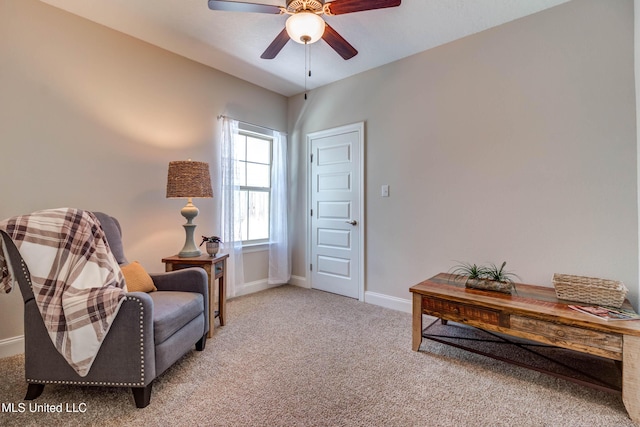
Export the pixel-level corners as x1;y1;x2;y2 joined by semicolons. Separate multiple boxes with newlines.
205;242;219;257
465;278;514;294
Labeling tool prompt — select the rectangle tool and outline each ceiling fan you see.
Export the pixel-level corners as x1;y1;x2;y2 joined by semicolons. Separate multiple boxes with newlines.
207;0;402;60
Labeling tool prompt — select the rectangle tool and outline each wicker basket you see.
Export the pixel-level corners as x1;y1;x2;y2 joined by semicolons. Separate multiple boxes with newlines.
552;273;628;308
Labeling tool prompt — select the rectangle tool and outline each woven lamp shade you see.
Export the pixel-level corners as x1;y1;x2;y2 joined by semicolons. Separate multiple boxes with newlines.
166;160;213;198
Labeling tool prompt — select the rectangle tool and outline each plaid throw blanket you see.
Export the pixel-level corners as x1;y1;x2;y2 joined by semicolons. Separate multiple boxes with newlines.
0;208;127;377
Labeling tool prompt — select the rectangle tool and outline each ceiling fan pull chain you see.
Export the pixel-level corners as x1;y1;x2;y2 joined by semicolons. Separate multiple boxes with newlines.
304;40;309;100
308;40;312;78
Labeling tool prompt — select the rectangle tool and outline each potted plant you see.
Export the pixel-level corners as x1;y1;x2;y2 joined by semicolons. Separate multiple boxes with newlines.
449;261;520;294
200;236;222;257
450;262;488;283
485;262;520;284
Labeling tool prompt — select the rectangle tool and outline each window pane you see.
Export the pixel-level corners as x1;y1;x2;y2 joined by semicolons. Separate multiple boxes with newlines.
235;160;246;187
234;135;246;162
246;163;270;188
246;136;270;164
248;191;269;241
236;190;248;241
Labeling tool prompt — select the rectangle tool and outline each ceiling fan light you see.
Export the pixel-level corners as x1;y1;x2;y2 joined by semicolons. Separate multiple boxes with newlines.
286;11;325;44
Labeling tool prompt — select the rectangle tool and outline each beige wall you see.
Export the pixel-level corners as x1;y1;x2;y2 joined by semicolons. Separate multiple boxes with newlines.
0;0;287;345
289;0;638;307
636;0;640;311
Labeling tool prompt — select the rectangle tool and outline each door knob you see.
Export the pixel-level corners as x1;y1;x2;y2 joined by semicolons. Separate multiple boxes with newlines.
345;220;358;226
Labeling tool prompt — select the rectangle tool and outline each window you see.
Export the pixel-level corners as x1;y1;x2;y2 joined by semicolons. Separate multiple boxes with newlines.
234;131;272;244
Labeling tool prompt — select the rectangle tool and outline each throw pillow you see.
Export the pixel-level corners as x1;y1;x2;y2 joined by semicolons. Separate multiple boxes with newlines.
121;261;157;293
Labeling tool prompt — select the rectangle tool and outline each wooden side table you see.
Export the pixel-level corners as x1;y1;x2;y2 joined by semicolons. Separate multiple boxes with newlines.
162;253;229;338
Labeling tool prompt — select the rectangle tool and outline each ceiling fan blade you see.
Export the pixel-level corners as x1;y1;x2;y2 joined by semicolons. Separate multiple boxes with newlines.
208;0;282;14
322;24;357;60
326;0;401;15
261;28;290;59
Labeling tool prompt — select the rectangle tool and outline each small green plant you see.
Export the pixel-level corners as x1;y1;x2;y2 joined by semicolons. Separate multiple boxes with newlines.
450;261;519;294
450;262;488;283
484;261;521;284
450;261;520;289
199;235;222;247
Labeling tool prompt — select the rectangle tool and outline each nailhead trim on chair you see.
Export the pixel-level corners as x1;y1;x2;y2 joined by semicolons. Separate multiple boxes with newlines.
27;296;146;387
20;259;32;287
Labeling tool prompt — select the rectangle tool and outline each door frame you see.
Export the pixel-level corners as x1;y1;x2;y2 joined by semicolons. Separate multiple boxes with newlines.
306;121;365;301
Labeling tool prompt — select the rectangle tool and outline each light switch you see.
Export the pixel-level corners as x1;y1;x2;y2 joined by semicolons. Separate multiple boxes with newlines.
381;185;390;197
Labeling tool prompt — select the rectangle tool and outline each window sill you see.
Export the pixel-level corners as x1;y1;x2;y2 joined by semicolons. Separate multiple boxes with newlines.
242;243;270;253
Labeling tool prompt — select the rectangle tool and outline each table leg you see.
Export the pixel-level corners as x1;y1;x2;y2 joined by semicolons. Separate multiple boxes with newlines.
412;292;423;351
623;334;640;423
202;264;214;338
218;259;226;326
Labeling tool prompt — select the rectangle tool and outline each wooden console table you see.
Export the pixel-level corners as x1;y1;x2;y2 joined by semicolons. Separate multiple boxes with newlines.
162;253;229;338
411;273;640;424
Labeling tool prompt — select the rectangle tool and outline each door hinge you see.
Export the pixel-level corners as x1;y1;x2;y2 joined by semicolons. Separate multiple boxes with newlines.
310;153;314;163
310;263;313;271
310;209;313;216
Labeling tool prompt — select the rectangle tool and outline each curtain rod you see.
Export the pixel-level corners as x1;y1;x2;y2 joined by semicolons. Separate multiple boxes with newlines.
217;115;284;134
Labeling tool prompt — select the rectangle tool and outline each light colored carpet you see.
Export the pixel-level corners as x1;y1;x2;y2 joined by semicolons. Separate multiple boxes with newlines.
0;285;634;426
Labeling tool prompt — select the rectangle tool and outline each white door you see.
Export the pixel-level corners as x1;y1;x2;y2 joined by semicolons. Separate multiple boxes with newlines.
308;122;364;300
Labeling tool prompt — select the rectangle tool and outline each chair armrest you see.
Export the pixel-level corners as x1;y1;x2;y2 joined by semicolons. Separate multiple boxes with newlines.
149;268;209;338
149;268;208;295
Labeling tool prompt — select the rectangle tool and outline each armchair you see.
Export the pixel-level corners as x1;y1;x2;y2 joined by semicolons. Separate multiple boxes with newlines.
0;212;209;408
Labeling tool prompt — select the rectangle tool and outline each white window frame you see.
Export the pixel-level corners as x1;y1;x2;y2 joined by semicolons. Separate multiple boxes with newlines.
235;129;273;246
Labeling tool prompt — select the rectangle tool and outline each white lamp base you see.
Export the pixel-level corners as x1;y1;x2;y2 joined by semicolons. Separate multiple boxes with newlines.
178;198;202;258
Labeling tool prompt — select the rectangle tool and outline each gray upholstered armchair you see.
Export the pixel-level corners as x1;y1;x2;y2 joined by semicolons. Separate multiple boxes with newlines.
1;212;209;408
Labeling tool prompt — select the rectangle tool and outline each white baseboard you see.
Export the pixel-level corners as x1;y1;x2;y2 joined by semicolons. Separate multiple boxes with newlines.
0;335;24;358
288;275;309;288
364;291;412;313
287;275;410;313
234;279;282;297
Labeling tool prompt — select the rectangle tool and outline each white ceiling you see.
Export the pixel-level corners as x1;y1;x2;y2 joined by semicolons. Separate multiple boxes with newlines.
40;0;570;97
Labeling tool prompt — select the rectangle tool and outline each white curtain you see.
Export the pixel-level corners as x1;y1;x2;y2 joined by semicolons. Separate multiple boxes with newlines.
268;131;290;284
220;117;244;298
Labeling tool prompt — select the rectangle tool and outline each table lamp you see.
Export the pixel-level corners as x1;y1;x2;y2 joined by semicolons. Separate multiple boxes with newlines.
166;159;213;257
